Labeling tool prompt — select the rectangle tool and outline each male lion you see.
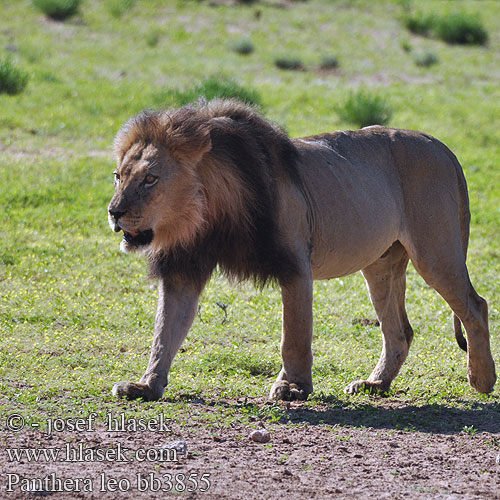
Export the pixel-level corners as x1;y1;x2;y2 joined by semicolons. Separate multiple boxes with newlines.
108;99;496;402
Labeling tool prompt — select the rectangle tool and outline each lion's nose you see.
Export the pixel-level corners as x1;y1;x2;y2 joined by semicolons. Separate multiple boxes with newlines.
109;209;126;221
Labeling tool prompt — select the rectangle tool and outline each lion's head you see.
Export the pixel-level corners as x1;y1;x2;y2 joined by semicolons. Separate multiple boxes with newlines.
108;107;213;254
108;99;301;286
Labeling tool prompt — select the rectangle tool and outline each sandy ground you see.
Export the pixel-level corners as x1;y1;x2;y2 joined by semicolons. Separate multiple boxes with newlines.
1;399;499;499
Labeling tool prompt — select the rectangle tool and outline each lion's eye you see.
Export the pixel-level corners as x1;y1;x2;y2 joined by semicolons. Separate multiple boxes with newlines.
144;174;158;186
113;172;120;184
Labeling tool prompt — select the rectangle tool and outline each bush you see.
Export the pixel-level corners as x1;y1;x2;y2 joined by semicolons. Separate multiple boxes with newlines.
107;0;136;19
320;54;339;70
146;29;162;48
230;38;255;55
435;13;488;45
403;11;488;46
274;55;304;70
156;77;261;107
32;0;81;20
414;50;438;67
400;39;412;52
0;58;29;95
336;89;392;128
403;11;435;36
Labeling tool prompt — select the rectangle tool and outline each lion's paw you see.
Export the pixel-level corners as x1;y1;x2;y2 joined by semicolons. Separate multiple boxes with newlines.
344;379;390;396
112;381;161;402
468;367;496;394
269;380;311;401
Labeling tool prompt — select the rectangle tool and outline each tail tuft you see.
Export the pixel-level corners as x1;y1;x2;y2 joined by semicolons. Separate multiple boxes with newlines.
454;314;468;352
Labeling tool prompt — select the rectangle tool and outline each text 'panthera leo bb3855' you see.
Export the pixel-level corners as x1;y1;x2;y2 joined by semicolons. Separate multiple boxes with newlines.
108;99;496;402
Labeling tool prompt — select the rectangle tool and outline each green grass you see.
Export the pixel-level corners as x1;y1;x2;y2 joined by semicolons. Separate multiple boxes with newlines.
336;89;393;127
414;50;438;67
0;0;499;429
231;38;255;55
0;57;29;94
106;0;136;19
403;11;435;36
32;0;81;20
153;76;261;108
320;54;339;70
404;10;488;46
435;13;488;46
274;55;304;70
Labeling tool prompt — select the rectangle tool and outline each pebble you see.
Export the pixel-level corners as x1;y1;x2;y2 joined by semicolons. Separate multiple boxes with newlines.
249;429;271;443
162;440;187;455
496;454;500;465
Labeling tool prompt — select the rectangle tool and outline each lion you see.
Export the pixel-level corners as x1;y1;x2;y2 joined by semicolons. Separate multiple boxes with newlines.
108;99;496;402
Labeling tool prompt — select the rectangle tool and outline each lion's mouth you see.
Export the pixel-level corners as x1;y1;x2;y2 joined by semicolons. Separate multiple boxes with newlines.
122;229;154;247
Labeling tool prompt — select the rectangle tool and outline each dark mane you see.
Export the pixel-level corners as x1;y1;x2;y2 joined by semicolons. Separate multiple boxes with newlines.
120;99;304;287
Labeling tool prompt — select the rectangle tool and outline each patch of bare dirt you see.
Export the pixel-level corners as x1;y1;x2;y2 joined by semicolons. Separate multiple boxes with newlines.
1;401;499;499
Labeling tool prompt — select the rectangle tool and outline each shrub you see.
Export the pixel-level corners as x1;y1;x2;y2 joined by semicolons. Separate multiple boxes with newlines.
435;13;488;45
230;38;255;55
400;39;412;52
403;11;488;46
320;54;339;70
414;50;438;67
0;58;29;95
274;55;304;70
336;89;392;128
107;0;136;19
156;77;261;107
403;11;435;36
146;29;162;48
32;0;81;21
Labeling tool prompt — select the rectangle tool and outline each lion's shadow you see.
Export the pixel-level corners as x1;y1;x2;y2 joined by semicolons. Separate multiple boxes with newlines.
277;399;500;435
178;396;500;435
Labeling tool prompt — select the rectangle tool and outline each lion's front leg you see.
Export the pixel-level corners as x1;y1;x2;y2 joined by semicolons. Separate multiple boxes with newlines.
113;277;202;401
270;268;314;401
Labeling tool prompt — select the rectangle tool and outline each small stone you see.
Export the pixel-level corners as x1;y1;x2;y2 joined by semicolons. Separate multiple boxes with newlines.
249;429;271;443
496;454;500;465
162;440;187;455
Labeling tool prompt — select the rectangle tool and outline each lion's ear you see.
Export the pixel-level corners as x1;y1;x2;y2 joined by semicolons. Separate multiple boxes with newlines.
165;119;212;166
183;126;212;166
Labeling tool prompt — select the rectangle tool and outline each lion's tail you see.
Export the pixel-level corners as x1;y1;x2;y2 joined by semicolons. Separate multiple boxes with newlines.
447;147;470;353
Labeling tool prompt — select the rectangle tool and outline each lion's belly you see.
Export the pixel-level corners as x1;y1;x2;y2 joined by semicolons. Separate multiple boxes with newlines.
303;156;403;279
309;192;402;279
311;240;395;279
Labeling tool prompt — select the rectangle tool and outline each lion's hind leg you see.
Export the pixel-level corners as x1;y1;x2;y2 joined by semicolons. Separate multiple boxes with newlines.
407;242;496;394
345;241;413;395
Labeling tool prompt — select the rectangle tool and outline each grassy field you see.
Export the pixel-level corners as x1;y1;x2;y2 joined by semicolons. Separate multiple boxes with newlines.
1;0;499;433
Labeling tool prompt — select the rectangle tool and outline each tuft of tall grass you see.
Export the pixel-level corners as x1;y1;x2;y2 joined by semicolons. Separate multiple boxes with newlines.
320;54;339;70
146;29;162;48
400;39;412;52
0;57;29;95
107;0;136;19
435;13;488;45
154;77;261;107
336;89;392;128
403;11;488;46
32;0;81;21
414;50;438;67
403;11;435;36
230;38;255;55
274;55;304;71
